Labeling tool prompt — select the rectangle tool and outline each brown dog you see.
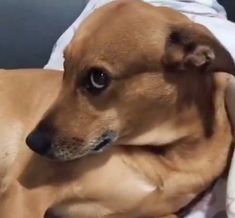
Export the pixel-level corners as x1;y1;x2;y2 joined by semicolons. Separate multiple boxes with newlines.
0;1;235;218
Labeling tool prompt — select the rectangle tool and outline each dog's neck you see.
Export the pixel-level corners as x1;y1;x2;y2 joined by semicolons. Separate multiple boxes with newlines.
121;73;219;147
120;86;232;205
122;74;233;177
119;75;233;192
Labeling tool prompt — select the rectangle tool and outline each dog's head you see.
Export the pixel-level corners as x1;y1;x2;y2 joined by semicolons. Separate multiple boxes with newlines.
26;1;235;161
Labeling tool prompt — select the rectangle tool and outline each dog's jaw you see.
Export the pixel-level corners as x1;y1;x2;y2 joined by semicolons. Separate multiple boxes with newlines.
46;130;118;161
118;114;201;147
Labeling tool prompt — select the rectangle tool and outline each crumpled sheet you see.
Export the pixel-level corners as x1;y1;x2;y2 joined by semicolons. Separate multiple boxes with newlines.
44;1;235;217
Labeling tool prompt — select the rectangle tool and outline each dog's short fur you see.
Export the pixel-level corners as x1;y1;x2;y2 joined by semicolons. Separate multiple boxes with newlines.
0;1;235;218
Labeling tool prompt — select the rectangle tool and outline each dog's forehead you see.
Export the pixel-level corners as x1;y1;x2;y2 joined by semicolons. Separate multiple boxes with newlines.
66;1;188;76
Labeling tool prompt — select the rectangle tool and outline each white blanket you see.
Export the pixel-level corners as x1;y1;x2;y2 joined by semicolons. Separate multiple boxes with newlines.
44;1;235;217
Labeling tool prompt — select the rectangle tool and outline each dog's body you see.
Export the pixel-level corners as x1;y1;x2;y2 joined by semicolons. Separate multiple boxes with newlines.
0;70;232;218
0;1;234;218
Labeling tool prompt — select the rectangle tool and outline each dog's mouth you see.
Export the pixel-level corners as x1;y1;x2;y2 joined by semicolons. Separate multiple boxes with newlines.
91;131;118;153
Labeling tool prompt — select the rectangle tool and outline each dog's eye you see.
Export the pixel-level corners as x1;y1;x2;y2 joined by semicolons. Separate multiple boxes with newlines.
82;68;111;95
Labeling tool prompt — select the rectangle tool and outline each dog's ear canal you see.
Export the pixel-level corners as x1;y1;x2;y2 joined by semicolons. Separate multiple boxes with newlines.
162;23;235;75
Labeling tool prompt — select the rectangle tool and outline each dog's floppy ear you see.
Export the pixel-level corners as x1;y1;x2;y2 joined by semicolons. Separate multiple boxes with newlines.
162;23;235;75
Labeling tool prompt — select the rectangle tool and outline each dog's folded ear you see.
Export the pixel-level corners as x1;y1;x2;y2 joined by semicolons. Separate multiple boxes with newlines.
162;23;235;75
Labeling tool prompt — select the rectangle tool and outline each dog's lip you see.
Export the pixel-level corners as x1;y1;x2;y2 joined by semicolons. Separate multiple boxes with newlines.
91;130;118;152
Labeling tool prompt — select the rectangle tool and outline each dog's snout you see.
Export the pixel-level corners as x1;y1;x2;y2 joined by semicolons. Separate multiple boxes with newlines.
26;130;52;156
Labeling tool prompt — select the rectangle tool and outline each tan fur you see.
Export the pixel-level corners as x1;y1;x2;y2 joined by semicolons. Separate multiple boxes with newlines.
0;1;234;218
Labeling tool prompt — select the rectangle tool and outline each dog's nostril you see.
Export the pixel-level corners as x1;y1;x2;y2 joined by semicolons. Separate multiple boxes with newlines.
26;130;52;156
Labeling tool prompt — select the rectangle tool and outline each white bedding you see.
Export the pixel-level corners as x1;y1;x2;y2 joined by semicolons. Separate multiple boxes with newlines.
44;1;235;217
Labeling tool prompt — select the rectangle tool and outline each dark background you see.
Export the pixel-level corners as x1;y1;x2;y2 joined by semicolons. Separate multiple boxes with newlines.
219;0;235;22
0;0;234;69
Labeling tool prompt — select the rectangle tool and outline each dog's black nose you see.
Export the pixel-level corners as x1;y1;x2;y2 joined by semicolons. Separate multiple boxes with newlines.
26;130;52;155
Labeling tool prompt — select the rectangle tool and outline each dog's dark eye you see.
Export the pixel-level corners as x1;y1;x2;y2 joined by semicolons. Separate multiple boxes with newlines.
82;68;111;95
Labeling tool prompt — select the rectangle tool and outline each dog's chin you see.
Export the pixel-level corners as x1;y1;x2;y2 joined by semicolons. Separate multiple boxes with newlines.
45;149;89;162
45;130;118;162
